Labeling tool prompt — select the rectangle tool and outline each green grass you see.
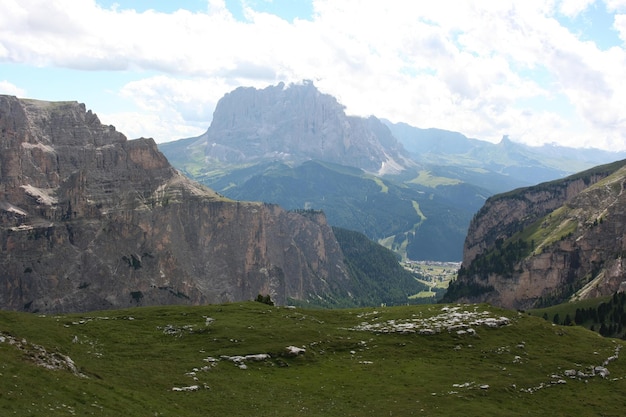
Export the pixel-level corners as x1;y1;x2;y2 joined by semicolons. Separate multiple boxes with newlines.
372;176;389;193
530;296;612;322
1;302;626;416
412;200;427;221
517;206;578;254
409;170;462;187
409;290;437;298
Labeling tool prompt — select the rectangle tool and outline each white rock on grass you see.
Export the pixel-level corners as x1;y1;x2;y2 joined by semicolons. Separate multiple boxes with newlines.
350;306;510;335
286;346;306;355
172;385;200;392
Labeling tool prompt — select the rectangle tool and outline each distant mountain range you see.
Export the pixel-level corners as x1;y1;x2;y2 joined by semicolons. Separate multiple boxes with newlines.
160;82;625;261
384;121;626;189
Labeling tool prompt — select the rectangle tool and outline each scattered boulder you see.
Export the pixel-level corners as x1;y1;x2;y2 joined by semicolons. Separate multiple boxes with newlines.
286;346;306;356
172;385;202;392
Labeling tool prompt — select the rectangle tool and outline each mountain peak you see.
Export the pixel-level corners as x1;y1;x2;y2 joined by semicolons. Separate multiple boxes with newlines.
191;82;413;174
498;135;515;147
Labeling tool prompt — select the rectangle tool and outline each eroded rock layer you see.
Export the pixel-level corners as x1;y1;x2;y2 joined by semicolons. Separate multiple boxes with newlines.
445;160;626;309
0;96;350;313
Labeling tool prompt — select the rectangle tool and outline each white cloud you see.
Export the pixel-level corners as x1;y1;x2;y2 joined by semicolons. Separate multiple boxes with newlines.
559;0;596;17
109;76;236;141
605;0;626;12
614;13;626;41
98;109;206;142
1;0;626;150
0;80;26;97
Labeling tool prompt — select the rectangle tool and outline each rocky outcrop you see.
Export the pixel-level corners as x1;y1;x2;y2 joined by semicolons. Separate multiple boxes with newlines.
169;81;414;175
462;174;607;266
444;160;626;309
0;95;352;313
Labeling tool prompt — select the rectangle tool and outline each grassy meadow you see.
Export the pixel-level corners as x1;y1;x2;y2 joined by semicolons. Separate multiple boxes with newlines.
0;301;625;416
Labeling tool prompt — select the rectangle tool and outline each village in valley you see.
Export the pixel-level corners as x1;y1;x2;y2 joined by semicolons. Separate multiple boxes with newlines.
403;261;461;301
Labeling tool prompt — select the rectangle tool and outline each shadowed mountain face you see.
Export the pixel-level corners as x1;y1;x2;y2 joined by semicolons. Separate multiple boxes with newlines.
444;160;626;309
0;95;353;313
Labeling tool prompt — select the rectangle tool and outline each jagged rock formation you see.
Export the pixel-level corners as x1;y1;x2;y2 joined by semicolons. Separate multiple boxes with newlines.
444;160;626;309
0;95;351;313
172;81;414;175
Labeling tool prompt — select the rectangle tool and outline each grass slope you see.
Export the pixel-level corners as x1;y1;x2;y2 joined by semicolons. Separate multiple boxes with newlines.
1;302;625;416
530;292;626;338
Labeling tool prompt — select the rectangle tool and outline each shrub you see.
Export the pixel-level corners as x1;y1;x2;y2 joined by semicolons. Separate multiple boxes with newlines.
255;294;274;306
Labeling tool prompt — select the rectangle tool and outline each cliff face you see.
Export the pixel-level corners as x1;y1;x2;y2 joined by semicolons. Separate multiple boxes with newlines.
462;175;605;267
445;160;626;309
183;81;414;175
0;95;351;313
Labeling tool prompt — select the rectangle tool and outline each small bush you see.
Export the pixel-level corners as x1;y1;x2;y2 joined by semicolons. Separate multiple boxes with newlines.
255;294;274;306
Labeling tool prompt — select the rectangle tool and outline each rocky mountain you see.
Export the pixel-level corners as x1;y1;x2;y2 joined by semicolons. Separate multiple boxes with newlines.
167;81;414;175
0;95;360;313
161;82;626;264
160;83;491;261
443;159;626;309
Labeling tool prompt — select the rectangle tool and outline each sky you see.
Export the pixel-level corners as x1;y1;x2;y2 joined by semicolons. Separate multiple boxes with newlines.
1;1;626;151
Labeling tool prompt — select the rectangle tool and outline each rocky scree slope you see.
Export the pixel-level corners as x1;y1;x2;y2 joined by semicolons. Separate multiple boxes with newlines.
444;159;626;309
0;95;351;313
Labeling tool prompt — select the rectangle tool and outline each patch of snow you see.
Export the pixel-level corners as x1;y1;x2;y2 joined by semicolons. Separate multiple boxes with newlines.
21;141;56;154
20;184;58;205
376;155;406;176
9;225;34;231
0;201;29;216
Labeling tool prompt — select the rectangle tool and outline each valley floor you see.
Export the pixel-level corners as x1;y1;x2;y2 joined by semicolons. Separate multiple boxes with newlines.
405;261;460;300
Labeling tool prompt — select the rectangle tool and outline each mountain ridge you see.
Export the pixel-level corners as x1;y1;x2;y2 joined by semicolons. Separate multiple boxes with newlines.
444;159;626;309
383;120;626;189
180;81;415;175
0;94;358;312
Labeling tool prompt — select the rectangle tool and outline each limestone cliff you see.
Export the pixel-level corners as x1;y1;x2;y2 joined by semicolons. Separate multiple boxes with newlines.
172;81;414;175
0;95;351;313
444;160;626;309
